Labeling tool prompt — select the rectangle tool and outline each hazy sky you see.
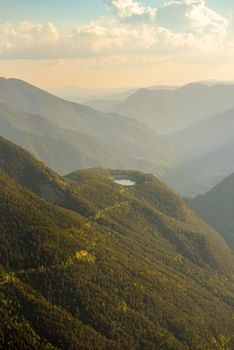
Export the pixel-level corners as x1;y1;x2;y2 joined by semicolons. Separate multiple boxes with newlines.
1;0;234;89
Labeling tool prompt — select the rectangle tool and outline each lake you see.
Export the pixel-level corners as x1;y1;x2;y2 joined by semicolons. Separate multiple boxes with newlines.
113;179;136;186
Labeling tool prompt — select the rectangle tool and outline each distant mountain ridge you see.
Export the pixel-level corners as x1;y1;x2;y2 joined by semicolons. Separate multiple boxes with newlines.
82;82;234;197
169;107;234;164
49;84;178;104
0;77;174;175
3;78;234;198
0;102;130;174
164;107;234;196
111;83;234;134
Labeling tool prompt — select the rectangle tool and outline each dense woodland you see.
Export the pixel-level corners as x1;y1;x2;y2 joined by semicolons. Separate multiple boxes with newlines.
0;137;234;349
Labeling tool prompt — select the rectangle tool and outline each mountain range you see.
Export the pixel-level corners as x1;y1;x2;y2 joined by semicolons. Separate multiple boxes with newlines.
0;78;174;175
1;136;234;349
108;83;234;134
50;85;178;104
4;78;234;198
165;107;234;196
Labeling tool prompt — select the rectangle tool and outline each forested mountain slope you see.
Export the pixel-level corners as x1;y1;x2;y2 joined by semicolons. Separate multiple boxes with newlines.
0;138;234;350
188;173;234;249
0;136;100;216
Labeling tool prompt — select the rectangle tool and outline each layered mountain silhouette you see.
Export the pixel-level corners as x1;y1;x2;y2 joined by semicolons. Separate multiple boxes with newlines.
0;136;234;349
0;78;173;175
110;83;234;134
188;173;234;249
165;107;234;196
169;108;234;164
51;84;177;105
0;102;131;174
3;78;234;198
83;82;234;197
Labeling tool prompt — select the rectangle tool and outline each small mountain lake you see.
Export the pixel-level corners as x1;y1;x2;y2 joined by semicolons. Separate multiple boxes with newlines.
113;179;136;186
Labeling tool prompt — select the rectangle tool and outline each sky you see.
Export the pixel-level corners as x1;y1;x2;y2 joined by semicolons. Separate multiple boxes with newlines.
1;0;234;89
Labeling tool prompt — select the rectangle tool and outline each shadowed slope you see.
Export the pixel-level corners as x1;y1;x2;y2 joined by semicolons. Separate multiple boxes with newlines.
189;173;234;249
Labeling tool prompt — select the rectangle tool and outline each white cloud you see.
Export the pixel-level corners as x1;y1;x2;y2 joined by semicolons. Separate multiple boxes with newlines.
0;0;232;60
158;0;229;52
0;19;159;58
70;19;158;55
0;21;60;58
104;0;157;21
187;1;228;36
163;0;228;37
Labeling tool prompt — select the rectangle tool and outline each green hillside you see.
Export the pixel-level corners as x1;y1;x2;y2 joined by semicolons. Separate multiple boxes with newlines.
188;173;234;249
0;138;234;350
0;172;117;350
0;136;107;216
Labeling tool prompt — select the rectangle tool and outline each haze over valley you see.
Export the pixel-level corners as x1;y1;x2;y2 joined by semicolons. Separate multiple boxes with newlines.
2;77;234;197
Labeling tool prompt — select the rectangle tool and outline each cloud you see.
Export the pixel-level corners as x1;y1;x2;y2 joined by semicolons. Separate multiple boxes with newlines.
163;0;228;37
0;0;233;61
188;1;228;36
0;19;159;58
0;21;60;58
70;19;158;55
104;0;157;21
